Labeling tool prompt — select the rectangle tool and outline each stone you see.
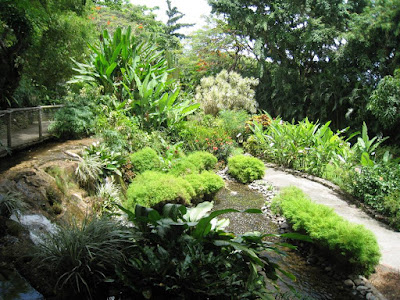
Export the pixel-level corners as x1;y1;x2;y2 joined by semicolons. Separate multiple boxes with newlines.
280;222;289;229
354;278;365;286
230;191;238;196
324;266;332;272
366;292;376;300
344;279;355;288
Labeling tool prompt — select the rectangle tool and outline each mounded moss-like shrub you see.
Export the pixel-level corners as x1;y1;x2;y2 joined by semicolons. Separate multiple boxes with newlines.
169;160;199;176
227;155;265;183
272;187;381;275
186;151;218;171
126;171;195;208
185;171;224;202
129;147;161;174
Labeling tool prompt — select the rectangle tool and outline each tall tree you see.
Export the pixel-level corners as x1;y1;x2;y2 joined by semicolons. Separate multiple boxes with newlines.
165;0;194;40
208;0;368;128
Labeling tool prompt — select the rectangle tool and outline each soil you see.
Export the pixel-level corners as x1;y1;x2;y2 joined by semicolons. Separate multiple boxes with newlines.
369;265;400;300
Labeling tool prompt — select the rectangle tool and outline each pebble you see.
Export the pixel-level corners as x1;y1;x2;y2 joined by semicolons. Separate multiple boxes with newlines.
344;279;355;288
366;292;376;300
354;278;365;286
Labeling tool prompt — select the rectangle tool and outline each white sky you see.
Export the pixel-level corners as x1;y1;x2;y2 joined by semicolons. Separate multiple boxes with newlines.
130;0;212;35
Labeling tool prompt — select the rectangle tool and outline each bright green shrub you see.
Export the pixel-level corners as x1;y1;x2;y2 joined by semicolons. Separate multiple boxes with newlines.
169;160;199;176
228;155;265;183
272;187;381;275
186;151;218;171
126;171;195;208
186;171;224;202
129;147;161;174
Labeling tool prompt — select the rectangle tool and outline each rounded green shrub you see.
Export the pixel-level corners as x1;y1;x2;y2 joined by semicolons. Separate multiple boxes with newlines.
169;160;199;176
186;151;218;171
126;171;195;208
129;147;161;174
272;187;381;275
186;171;224;202
227;155;265;183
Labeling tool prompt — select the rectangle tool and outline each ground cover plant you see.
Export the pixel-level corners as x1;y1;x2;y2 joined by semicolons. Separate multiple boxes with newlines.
272;187;381;275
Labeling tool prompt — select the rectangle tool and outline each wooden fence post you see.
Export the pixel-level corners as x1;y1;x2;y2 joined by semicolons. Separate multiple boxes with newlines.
38;106;43;140
7;110;12;148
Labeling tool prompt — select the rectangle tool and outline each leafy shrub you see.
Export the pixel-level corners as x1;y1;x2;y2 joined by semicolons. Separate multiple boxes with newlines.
195;70;259;116
247;117;353;177
186;151;218;171
228;155;265;183
217;109;249;138
49;101;95;139
117;202;295;299
185;171;224;202
179;121;236;161
272;187;381;275
349;163;400;216
382;191;400;230
129;147;162;174
33;217;133;299
84;142;126;177
126;171;195;208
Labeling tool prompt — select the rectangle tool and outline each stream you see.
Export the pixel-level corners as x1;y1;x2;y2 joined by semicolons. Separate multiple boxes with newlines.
214;181;357;300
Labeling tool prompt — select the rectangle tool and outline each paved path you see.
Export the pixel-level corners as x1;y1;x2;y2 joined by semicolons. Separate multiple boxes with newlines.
263;167;400;272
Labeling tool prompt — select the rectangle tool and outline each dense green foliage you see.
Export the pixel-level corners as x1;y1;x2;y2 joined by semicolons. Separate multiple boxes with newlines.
129;147;161;174
34;202;300;299
245;118;353;177
228;155;265;183
209;0;400;141
272;187;381;275
126;171;195;207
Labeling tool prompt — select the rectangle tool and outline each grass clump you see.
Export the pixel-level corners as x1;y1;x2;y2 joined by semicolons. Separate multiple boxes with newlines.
126;171;195;208
227;155;265;183
129;147;161;174
272;186;381;275
0;190;27;218
33;217;133;299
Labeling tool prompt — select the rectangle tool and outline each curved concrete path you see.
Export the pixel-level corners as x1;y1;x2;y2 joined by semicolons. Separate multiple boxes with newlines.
263;167;400;272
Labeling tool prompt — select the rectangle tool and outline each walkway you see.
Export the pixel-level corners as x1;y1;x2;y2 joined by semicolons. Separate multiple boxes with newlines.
263;167;400;272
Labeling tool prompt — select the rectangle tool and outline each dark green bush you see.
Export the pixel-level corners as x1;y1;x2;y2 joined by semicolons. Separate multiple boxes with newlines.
382;190;400;230
126;171;195;208
349;163;400;214
49;101;95;139
272;187;381;275
116;202;291;299
228;155;265;183
129;147;161;174
185;171;225;202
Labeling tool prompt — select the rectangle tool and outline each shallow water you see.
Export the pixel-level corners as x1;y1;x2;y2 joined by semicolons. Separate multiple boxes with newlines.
214;181;356;300
0;269;43;300
10;213;57;244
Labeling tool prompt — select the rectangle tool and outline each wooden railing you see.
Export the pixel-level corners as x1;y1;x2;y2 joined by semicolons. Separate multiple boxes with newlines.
0;105;63;155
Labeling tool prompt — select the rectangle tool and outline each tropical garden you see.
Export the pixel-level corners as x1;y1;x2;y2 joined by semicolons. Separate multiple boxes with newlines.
0;0;399;299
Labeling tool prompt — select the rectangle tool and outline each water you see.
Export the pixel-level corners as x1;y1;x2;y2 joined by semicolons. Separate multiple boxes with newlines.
214;181;356;300
10;213;57;244
0;268;44;300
